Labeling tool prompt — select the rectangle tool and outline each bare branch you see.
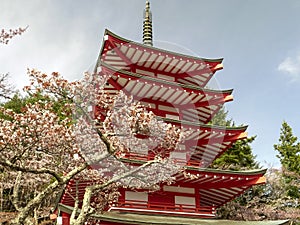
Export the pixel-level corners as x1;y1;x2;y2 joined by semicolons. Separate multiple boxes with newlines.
0;158;63;183
0;73;15;99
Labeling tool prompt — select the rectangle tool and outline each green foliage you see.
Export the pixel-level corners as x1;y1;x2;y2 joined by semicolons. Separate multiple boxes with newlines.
3;93;24;113
210;107;259;170
0;92;72;121
212;136;259;170
274;121;300;200
210;107;232;127
274;121;300;174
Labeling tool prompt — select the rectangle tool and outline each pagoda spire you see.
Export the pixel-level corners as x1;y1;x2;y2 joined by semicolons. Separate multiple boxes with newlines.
143;0;153;46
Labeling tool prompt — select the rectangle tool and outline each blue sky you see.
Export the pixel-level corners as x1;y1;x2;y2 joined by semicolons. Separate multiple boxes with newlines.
1;0;300;167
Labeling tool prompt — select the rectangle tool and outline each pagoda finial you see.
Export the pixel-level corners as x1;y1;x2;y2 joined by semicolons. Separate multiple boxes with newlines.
143;0;153;46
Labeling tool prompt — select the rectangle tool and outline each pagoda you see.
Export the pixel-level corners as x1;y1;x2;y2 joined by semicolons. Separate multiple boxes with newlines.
56;2;274;225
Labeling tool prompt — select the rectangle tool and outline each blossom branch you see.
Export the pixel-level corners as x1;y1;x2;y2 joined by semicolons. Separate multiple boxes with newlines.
0;26;28;45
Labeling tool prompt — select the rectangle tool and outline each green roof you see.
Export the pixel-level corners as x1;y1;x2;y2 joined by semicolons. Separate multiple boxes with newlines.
186;167;267;175
58;204;289;225
95;212;289;225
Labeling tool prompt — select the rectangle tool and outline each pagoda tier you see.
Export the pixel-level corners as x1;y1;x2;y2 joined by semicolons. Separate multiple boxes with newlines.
98;29;223;88
123;117;247;167
173;167;266;208
57;204;290;225
59;165;266;218
112;169;266;217
98;62;233;124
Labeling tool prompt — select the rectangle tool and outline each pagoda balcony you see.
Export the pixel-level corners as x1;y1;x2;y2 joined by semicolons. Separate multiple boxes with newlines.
109;199;216;218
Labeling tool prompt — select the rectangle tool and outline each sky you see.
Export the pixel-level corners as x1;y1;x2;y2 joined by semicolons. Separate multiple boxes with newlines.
1;0;300;167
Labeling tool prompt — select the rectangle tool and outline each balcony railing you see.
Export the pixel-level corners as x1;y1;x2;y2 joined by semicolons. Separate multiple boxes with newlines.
109;199;215;217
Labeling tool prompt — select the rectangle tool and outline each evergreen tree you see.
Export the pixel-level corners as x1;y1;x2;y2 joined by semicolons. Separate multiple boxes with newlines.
274;121;300;174
210;107;232;127
212;136;259;170
1;92;71;121
274;121;300;199
210;107;259;170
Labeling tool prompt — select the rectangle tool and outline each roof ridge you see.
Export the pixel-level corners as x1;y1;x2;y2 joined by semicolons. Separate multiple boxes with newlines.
104;29;223;63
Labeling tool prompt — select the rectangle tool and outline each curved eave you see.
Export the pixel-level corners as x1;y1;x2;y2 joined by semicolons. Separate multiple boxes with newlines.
160;116;248;140
119;120;247;168
186;167;267;176
175;168;267;190
159;116;248;132
101;62;232;95
100;62;232;124
120;158;266;175
119;158;266;176
104;29;223;64
174;168;266;207
58;204;290;225
98;29;223;88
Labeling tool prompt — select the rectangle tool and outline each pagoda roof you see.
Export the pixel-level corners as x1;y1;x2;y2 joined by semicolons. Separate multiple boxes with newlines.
100;63;233;124
119;159;266;208
98;29;223;88
173;167;266;207
58;204;290;225
126;116;247;167
59;167;266;217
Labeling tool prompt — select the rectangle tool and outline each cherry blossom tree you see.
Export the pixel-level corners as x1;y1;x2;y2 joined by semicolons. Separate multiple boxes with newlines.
0;96;88;224
0;68;183;225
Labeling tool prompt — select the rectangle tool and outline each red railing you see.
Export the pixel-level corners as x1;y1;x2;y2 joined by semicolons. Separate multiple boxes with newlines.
111;199;215;216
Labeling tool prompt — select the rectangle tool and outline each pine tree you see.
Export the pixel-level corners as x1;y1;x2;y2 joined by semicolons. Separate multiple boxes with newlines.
274;121;300;174
210;107;259;170
274;121;300;199
212;136;259;170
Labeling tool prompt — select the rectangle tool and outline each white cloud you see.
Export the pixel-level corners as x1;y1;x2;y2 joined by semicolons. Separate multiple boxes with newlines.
278;55;300;82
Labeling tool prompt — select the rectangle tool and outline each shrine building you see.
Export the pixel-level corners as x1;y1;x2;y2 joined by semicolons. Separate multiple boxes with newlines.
57;2;289;225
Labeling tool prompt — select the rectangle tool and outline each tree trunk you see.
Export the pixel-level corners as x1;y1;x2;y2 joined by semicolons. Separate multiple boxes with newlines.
0;183;3;212
12;171;22;211
70;160;157;225
71;187;93;225
11;181;61;225
10;162;88;224
70;181;79;223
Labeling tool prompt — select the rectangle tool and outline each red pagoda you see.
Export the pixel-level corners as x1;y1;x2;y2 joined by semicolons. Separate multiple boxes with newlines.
56;1;284;225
